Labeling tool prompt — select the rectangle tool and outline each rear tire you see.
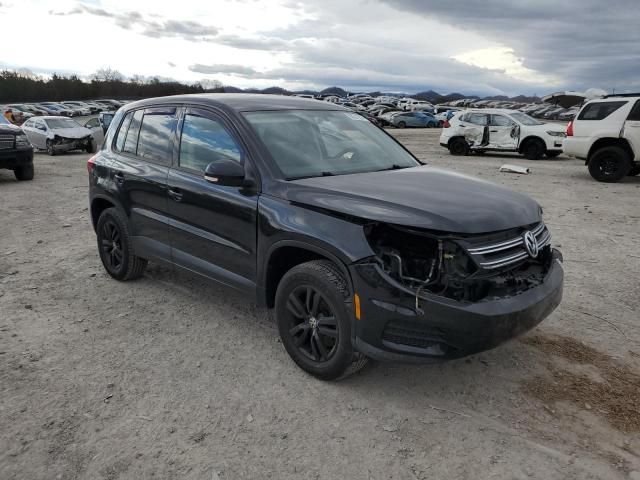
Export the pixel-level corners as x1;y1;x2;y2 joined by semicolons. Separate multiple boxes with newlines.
588;146;631;182
522;138;545;160
96;207;147;281
14;164;34;181
449;137;469;156
397;121;406;129
275;260;367;380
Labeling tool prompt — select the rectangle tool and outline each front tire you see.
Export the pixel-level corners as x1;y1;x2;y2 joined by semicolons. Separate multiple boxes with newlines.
628;164;640;176
545;151;561;158
14;164;34;181
86;139;97;153
96;207;147;280
397;121;406;129
46;140;56;156
275;260;367;380
522;138;545;160
588;146;631;182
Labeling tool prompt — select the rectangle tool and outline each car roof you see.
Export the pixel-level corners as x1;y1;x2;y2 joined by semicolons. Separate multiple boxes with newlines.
461;108;525;114
123;93;347;113
587;95;640;102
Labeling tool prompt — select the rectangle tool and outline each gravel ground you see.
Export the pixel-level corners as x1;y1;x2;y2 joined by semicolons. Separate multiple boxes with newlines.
1;127;639;480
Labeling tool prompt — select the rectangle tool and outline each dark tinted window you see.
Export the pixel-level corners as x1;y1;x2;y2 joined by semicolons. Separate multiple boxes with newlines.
490;114;513;126
123;110;143;154
578;101;627;120
179;114;242;173
115;111;132;151
137;112;177;164
627;100;640;121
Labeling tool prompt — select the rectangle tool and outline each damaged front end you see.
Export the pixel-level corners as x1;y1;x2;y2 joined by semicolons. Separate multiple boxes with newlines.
350;222;564;362
49;134;93;153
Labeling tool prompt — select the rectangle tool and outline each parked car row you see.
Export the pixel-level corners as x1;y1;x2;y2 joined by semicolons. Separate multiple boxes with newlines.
1;99;128;124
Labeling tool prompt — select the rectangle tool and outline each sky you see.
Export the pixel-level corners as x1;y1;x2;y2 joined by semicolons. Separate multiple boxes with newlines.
1;0;639;96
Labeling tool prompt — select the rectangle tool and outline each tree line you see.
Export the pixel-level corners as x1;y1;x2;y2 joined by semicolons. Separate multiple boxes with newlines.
0;68;221;103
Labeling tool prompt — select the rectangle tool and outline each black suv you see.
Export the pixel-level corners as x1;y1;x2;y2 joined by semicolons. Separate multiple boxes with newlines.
0;115;34;180
89;94;564;380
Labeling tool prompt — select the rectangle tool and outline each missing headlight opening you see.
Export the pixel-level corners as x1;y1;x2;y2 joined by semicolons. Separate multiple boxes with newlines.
364;223;553;305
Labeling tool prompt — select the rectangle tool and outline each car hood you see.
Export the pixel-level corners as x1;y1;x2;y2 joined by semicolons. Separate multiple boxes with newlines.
529;122;566;132
0;123;22;134
49;127;92;138
284;166;541;234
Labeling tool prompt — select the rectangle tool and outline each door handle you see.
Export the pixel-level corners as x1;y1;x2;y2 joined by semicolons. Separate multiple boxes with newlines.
490;129;498;132
168;188;183;202
113;172;125;184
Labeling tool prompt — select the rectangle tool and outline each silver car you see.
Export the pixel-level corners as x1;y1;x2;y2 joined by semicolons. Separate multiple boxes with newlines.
21;116;96;155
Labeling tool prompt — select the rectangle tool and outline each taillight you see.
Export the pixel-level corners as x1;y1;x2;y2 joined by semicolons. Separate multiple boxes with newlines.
443;120;450;128
87;154;97;174
566;120;573;137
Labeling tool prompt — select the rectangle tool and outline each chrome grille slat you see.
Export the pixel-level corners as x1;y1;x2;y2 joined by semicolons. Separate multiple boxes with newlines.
466;222;551;270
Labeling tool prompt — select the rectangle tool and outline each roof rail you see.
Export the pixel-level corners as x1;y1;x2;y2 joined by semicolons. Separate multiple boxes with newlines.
603;93;640;98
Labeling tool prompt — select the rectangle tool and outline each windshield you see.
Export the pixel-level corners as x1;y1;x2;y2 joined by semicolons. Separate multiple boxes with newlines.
0;115;10;125
45;118;82;129
510;112;543;125
243;110;420;180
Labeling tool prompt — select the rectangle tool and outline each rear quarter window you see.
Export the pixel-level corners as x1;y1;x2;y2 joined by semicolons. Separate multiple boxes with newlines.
577;101;627;120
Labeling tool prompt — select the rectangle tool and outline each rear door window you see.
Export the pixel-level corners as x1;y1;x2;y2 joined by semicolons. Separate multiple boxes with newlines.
114;111;133;151
578;101;627;120
137;109;177;165
467;113;488;125
490;114;513;126
627;100;640;121
123;110;143;154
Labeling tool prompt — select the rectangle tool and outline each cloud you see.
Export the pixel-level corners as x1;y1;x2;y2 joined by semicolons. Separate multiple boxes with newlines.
189;64;259;77
379;0;640;92
51;3;218;41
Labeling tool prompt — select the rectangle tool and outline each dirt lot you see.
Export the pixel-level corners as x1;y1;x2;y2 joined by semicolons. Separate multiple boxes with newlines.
1;128;639;480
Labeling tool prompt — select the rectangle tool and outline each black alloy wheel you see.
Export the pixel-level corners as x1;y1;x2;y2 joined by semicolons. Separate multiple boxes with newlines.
588;146;631;183
274;260;368;380
285;285;339;363
96;207;147;280
100;219;124;273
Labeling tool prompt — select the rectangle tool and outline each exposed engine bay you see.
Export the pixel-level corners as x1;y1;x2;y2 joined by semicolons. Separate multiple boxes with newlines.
364;223;552;304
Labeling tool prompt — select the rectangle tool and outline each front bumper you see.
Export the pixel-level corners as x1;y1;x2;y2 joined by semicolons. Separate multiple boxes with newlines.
350;249;564;363
0;147;34;169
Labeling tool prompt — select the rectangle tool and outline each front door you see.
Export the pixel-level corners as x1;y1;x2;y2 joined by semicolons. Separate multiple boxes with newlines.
489;114;519;149
167;107;258;291
623;100;640;160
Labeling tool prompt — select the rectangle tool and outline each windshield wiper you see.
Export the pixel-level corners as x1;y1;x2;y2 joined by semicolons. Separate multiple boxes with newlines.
375;164;411;172
286;171;336;181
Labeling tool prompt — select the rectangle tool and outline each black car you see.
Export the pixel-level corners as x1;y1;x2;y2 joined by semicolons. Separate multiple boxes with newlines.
0;115;34;181
88;94;564;380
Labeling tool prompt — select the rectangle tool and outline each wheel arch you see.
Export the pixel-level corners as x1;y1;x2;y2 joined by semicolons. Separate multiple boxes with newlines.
518;135;545;153
261;240;353;309
90;194;125;232
587;137;634;163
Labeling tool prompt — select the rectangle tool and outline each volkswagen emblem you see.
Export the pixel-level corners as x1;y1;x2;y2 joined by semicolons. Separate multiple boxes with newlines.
523;231;539;258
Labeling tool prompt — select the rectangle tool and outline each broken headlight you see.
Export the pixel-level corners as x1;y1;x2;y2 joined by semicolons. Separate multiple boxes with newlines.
364;223;478;301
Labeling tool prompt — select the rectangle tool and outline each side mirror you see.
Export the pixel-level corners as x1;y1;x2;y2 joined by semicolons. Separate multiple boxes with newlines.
204;158;246;187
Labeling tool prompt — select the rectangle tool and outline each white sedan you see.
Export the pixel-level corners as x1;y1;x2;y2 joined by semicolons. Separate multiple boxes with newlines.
21;116;97;155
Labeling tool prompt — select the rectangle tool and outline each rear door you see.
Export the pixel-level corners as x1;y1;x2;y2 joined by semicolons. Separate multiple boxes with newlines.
166;107;258;291
109;107;176;260
459;112;488;147
623;100;640;160
29;119;48;149
489;114;518;150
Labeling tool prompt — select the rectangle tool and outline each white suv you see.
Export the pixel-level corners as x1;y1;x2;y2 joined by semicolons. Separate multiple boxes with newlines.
439;109;567;160
563;95;640;182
